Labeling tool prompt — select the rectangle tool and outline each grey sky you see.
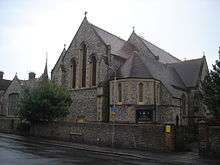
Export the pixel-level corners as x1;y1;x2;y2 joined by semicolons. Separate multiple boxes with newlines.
0;0;219;80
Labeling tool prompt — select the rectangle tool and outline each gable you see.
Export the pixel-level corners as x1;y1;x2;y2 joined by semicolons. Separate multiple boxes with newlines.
0;79;11;91
4;77;22;97
169;58;204;88
66;17;107;54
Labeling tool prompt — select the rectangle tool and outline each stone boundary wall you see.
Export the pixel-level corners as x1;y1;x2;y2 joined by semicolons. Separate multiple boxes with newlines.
0;117;19;133
199;120;220;158
30;122;175;152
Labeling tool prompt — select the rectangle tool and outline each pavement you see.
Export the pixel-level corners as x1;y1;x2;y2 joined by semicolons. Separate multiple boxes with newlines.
0;132;219;165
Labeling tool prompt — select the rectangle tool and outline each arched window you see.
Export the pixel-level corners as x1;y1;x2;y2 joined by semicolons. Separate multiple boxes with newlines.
182;94;186;115
81;43;87;87
91;56;97;86
71;58;76;88
118;83;122;102
8;93;19;116
139;83;144;102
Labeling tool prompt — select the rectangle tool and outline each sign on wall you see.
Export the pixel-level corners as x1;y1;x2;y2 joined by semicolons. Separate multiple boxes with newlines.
136;109;153;122
165;125;171;133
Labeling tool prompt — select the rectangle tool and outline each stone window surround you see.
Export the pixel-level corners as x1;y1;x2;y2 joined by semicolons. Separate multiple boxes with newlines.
109;78;161;106
118;82;122;104
81;42;87;88
70;58;77;88
138;82;144;104
88;54;97;87
7;92;19;117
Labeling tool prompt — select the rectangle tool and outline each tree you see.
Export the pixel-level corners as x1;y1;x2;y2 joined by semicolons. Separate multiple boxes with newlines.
202;59;220;118
19;80;72;123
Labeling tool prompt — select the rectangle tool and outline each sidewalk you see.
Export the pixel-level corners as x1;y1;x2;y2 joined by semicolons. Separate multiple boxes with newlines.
0;132;219;165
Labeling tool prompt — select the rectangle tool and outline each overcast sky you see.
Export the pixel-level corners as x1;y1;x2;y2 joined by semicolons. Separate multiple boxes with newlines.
0;0;219;80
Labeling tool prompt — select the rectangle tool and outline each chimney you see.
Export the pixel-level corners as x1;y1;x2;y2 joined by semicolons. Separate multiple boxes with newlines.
29;72;36;80
0;71;4;79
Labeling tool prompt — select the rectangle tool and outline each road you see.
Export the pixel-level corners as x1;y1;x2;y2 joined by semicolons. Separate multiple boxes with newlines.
0;133;163;165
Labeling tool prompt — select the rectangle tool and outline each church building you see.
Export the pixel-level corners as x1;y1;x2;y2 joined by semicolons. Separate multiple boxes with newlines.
51;14;209;125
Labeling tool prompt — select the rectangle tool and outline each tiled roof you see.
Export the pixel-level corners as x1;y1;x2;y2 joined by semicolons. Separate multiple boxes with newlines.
0;79;11;91
119;52;186;97
169;58;204;87
138;35;180;64
119;52;152;78
91;24;126;58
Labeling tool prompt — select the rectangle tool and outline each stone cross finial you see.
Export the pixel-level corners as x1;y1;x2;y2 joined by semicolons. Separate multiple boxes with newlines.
84;11;88;17
203;51;205;56
64;44;66;49
132;26;135;32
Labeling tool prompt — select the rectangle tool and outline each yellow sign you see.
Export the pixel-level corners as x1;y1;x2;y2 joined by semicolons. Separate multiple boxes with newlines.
165;125;171;133
112;112;116;117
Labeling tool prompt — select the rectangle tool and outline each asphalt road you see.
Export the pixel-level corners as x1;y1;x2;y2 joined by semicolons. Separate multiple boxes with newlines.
0;133;163;165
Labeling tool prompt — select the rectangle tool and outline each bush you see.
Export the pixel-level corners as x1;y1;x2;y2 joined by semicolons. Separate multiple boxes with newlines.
19;80;72;123
202;59;220;118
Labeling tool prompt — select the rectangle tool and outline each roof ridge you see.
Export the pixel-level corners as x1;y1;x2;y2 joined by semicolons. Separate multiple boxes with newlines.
138;35;180;61
169;66;186;89
169;57;203;64
134;35;157;60
90;23;126;42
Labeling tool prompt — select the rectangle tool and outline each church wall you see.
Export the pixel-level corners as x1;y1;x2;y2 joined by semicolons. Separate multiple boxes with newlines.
66;88;97;122
51;19;110;122
0;91;4;115
109;78;160;123
109;79;159;105
3;78;23;116
60;19;108;89
109;78;184;124
51;64;63;86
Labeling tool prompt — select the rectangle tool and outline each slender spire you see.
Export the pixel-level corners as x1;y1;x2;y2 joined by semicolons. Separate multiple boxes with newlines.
64;44;66;50
14;72;18;80
218;46;220;60
203;51;205;57
43;52;48;79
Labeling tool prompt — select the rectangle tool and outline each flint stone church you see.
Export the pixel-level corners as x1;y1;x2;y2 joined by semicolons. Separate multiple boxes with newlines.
0;15;209;126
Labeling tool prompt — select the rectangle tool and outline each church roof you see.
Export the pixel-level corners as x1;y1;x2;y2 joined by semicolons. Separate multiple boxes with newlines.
0;79;11;91
52;16;205;98
90;24;127;58
118;51;186;97
119;52;152;78
168;58;204;88
137;35;180;64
